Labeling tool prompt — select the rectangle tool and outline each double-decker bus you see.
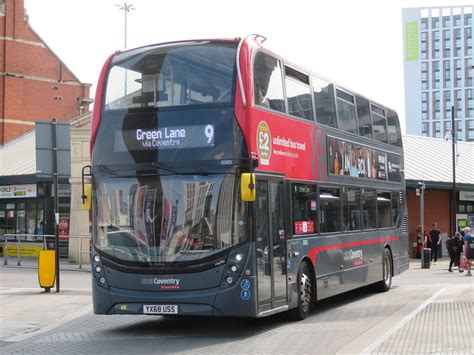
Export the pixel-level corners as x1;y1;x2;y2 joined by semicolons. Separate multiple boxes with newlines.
87;35;408;320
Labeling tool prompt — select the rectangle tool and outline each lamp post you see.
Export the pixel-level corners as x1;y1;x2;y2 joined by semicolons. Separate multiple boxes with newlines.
115;2;135;49
451;105;456;236
115;3;135;96
418;181;426;268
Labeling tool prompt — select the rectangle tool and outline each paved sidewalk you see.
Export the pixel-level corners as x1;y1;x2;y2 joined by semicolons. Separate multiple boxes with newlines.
1;257;472;354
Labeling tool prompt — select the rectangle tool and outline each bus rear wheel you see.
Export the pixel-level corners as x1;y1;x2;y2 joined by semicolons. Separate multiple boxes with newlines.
288;260;312;320
375;248;392;292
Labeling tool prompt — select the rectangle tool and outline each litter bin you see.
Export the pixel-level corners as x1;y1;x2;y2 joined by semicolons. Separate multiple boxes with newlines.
422;248;431;269
38;250;56;292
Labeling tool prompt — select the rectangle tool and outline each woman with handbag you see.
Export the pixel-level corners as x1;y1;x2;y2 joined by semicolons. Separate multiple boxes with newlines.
462;227;473;276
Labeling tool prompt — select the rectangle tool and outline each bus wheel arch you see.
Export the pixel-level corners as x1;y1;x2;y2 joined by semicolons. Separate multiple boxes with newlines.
288;258;315;321
375;247;393;292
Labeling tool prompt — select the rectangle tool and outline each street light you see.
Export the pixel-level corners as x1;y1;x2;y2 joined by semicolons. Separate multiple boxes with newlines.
115;2;135;49
115;3;135;96
450;105;456;236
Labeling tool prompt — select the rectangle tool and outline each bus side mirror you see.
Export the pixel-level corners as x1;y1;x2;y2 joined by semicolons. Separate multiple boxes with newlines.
241;173;256;202
81;184;92;210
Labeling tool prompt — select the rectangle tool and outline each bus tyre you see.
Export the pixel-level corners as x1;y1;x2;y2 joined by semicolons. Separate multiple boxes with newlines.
288;261;312;321
375;249;392;292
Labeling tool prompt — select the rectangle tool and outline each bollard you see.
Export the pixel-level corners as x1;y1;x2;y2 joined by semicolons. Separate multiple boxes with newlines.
3;237;7;265
17;238;21;266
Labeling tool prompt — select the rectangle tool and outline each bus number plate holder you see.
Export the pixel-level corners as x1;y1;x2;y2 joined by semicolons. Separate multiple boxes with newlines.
143;305;178;314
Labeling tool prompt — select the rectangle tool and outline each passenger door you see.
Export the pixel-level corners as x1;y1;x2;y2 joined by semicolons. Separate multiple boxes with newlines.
255;178;287;314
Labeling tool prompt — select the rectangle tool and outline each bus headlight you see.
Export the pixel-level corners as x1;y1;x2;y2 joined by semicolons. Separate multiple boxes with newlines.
95;266;102;273
93;255;100;263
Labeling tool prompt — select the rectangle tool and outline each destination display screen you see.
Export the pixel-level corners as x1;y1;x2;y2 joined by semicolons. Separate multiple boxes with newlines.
115;124;215;152
92;107;236;166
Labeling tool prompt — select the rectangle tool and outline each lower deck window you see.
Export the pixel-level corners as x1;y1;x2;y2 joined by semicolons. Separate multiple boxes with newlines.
320;187;340;233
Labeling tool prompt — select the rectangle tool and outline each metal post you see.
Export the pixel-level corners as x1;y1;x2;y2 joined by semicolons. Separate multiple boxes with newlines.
3;237;7;265
52;118;60;292
17;237;21;266
419;183;425;268
451;106;456;236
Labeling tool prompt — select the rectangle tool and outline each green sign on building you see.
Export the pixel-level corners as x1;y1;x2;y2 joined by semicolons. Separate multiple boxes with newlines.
405;21;419;61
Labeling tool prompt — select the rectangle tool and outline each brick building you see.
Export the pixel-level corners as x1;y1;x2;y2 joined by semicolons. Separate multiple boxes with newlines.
0;0;91;145
0;0;91;258
404;135;474;257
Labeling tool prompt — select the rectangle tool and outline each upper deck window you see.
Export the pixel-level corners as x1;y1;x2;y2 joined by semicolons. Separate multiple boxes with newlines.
356;95;373;139
371;104;388;143
336;89;358;134
285;66;313;121
313;77;337;128
104;42;237;110
253;52;286;113
386;109;402;147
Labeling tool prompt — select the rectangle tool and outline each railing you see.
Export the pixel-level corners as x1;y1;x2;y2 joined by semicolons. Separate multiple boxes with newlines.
1;234;91;269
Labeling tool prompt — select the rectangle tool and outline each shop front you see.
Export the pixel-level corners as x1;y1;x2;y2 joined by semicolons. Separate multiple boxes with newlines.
0;180;70;257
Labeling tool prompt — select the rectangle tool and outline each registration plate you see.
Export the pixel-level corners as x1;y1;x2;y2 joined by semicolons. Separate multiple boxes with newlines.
143;304;178;315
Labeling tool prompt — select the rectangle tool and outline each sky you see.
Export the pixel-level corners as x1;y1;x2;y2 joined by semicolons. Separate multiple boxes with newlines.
23;0;470;133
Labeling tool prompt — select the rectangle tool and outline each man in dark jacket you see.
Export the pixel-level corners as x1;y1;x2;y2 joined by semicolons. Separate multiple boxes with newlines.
429;223;441;264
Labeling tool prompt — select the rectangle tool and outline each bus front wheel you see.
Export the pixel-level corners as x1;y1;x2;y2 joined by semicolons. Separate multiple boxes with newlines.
375;248;392;292
288;260;312;320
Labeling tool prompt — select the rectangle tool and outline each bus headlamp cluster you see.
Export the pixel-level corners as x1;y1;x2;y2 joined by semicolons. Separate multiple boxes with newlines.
92;253;108;288
221;248;249;287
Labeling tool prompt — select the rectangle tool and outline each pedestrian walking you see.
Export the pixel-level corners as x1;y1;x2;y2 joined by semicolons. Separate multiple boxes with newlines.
445;233;457;272
453;231;464;272
428;223;441;264
462;227;473;276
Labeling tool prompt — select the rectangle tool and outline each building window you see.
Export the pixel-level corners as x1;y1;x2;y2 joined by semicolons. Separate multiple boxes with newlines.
433;121;441;138
443;60;451;88
454;90;463;116
422;92;429;121
432;30;440;59
443;15;450;28
454;15;461;27
465;27;473;56
422;122;429;136
421;32;429;60
433;91;441;119
443;30;451;57
432;61;440;89
454;28;462;57
466;120;474;141
466;58;473;87
444;120;452;137
421;18;428;30
465;13;472;26
421;61;429;90
444;90;452;119
466;89;474;118
432;17;440;29
454;59;462;88
456;120;462;141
